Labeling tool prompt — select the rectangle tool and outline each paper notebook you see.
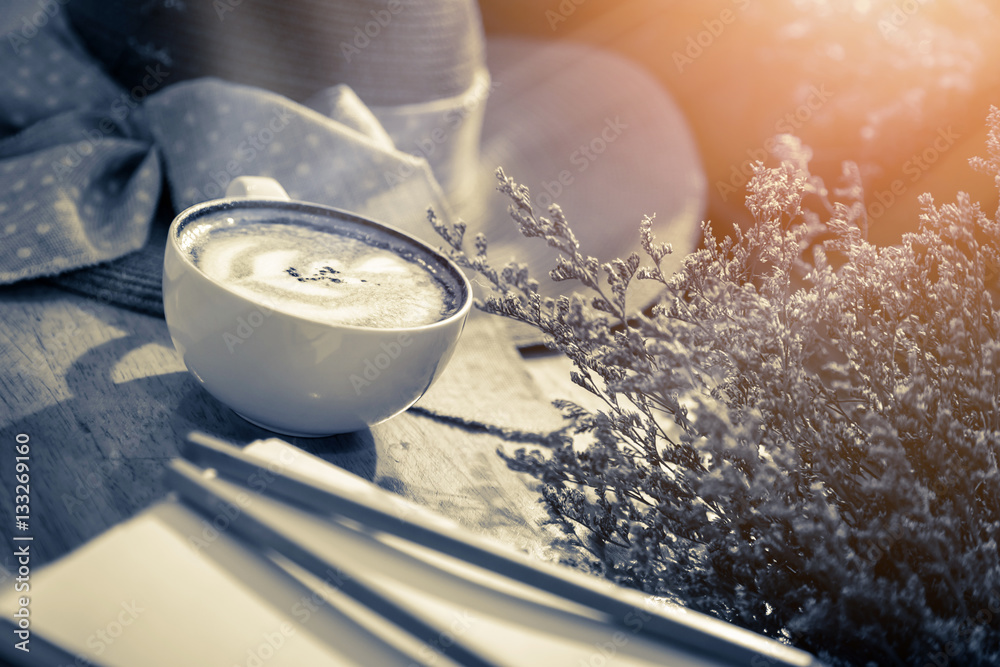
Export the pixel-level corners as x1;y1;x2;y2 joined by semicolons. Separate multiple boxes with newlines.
1;439;813;667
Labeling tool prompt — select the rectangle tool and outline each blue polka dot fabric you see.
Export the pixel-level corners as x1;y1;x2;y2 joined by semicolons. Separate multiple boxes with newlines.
0;0;453;286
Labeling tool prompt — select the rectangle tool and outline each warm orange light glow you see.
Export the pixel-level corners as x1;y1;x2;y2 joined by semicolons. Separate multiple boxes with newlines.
479;0;1000;244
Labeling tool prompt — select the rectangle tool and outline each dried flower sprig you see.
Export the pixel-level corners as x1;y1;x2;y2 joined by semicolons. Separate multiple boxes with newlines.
428;113;1000;665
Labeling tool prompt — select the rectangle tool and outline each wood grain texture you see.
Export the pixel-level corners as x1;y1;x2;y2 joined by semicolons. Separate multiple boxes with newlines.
0;283;564;571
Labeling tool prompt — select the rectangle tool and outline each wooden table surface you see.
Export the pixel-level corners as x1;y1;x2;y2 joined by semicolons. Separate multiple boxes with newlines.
0;281;579;573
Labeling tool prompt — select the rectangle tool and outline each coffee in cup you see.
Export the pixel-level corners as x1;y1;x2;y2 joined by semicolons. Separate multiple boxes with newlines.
162;178;472;436
180;213;463;329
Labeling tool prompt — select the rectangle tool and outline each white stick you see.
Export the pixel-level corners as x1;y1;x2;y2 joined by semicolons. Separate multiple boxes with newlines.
182;431;818;667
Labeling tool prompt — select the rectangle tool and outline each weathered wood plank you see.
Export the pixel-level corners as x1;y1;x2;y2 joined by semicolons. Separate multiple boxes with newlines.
0;284;561;570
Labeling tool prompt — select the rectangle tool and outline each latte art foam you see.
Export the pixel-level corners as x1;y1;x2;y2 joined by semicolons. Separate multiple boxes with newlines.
184;219;460;328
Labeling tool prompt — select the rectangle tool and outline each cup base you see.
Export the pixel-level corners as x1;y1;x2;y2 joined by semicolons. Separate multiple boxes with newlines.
234;411;341;438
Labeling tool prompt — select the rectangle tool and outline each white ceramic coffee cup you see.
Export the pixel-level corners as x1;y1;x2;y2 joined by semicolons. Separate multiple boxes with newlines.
162;177;472;436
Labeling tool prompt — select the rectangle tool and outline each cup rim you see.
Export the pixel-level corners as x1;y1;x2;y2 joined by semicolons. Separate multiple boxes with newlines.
166;197;473;333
